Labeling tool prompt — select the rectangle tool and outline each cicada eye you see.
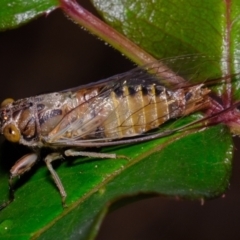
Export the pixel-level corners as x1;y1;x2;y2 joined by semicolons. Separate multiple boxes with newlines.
3;123;21;143
1;98;14;108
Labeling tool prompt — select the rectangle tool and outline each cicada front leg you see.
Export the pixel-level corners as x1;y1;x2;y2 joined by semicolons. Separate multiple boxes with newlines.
0;153;38;210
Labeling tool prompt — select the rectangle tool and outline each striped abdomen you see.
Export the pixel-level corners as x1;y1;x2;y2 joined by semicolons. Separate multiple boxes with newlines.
45;83;210;143
101;84;210;139
102;84;171;139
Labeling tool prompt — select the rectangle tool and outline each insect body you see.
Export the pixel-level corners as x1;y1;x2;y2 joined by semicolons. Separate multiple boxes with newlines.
0;56;239;208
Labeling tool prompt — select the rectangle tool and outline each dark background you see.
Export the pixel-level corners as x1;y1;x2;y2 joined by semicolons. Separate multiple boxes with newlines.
1;2;240;240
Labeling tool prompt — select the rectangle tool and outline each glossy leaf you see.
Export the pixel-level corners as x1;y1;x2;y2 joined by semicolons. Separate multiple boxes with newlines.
91;0;240;96
0;0;59;30
0;123;233;239
91;0;226;57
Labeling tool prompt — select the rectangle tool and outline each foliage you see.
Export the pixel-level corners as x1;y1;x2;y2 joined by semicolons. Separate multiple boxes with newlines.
0;0;239;239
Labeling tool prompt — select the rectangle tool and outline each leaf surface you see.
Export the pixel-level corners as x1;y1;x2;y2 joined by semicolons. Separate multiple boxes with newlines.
0;0;59;29
0;123;233;239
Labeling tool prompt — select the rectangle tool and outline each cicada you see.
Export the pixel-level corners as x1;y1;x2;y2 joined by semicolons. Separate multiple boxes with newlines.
0;55;240;208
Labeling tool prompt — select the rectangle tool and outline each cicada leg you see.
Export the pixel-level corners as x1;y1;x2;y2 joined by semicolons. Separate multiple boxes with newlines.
64;149;117;159
44;153;67;207
45;150;129;208
0;153;38;210
64;149;129;160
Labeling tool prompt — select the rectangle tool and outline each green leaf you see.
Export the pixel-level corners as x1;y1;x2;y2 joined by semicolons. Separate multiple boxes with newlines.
0;123;233;239
91;0;226;58
0;0;59;30
91;0;240;96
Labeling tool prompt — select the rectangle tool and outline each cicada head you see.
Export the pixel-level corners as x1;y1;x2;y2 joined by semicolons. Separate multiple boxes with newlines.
0;98;39;146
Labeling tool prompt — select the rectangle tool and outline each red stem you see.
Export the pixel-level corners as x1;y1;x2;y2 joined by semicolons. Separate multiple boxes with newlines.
60;0;157;66
224;0;232;108
60;0;186;85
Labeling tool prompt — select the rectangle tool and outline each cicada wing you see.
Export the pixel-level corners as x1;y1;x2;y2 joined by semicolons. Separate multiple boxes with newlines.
48;112;209;148
45;76;172;145
60;54;234;95
44;55;239;147
137;54;235;89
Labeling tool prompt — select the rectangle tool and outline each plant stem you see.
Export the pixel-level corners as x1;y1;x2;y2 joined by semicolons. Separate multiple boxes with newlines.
60;0;185;85
60;0;157;65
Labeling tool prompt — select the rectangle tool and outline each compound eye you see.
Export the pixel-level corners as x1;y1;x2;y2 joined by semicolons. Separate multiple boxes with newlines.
3;123;20;143
1;98;14;108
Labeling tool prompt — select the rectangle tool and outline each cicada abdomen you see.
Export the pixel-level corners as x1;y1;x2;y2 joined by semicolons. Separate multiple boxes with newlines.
103;84;210;138
44;81;211;145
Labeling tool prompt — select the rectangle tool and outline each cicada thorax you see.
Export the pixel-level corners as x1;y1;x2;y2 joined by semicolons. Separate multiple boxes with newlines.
45;82;211;143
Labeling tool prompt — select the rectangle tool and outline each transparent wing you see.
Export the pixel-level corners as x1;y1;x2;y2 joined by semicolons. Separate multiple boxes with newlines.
43;55;239;147
45;77;173;144
60;54;236;93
